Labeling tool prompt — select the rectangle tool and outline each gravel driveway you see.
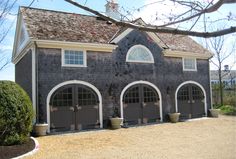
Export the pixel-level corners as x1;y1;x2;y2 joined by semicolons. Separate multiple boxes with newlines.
27;115;236;159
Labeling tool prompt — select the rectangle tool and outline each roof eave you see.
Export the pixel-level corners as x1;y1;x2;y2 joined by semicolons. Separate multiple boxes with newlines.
163;49;213;59
33;39;118;52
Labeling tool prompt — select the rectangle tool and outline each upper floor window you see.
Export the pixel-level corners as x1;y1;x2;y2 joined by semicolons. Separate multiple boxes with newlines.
183;58;197;71
126;45;154;63
62;49;87;67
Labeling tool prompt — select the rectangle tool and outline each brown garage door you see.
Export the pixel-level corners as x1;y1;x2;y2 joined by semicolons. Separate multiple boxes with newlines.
50;84;99;132
123;84;160;125
177;84;205;119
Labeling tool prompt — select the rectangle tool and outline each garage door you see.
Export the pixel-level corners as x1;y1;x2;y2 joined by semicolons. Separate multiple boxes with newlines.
177;84;205;119
49;84;100;132
123;84;160;125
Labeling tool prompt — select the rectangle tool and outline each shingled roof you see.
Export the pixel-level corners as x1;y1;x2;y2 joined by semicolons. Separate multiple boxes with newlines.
20;7;210;54
21;7;120;44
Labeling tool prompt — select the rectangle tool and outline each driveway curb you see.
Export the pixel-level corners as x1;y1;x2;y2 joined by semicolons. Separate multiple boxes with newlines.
12;137;39;159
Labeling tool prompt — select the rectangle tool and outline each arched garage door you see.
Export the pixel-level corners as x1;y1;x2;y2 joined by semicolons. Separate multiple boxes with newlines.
49;84;100;132
177;84;205;119
123;84;160;125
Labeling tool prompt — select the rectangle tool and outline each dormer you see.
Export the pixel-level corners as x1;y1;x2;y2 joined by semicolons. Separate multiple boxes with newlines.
105;0;120;20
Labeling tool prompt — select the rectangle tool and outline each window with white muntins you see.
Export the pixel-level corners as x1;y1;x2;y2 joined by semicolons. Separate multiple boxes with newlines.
126;45;154;63
62;49;87;67
183;58;197;71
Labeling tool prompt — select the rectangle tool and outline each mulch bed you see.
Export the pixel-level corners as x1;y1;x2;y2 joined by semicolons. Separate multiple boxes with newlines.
0;138;35;159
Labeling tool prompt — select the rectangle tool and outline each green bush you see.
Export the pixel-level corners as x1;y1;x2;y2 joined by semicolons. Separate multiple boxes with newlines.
219;105;236;116
224;93;236;107
0;81;34;145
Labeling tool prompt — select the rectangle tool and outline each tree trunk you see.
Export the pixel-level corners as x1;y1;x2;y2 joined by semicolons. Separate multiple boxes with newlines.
218;68;224;106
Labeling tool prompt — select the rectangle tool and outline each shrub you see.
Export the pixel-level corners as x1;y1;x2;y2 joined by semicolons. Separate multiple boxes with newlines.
0;81;34;145
219;105;236;116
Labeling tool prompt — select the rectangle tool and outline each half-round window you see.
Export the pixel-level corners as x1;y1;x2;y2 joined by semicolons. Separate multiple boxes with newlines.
126;45;154;63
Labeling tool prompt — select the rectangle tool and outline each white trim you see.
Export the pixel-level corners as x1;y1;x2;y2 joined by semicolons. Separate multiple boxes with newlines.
32;46;36;123
12;137;39;159
163;50;213;59
13;40;33;64
61;49;87;67
110;28;133;43
120;81;163;122
182;57;197;71
35;39;117;52
175;81;208;116
146;32;167;48
17;21;29;53
209;62;213;109
13;39;117;64
46;80;103;132
126;45;154;63
110;28;167;48
12;11;30;62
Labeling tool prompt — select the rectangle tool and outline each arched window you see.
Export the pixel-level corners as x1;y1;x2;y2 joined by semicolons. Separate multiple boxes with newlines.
126;45;154;63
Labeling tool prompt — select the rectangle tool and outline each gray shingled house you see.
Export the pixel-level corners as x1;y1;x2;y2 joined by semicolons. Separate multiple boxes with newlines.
12;2;213;132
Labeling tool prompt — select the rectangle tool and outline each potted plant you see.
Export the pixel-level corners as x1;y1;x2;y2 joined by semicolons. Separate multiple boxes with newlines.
110;107;123;129
168;112;181;123
34;123;48;136
209;108;220;118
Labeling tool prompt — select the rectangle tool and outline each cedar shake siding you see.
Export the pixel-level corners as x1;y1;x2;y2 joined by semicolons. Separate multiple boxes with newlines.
36;30;211;124
12;7;213;131
15;50;32;100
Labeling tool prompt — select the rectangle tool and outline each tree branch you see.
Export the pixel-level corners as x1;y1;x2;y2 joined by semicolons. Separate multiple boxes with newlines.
65;0;236;38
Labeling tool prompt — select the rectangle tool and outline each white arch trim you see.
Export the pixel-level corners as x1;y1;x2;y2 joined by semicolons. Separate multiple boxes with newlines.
175;81;207;116
120;81;163;122
126;45;154;63
46;80;103;132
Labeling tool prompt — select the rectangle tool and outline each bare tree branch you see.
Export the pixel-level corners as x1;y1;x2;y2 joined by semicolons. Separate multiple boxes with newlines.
65;0;236;38
0;0;37;71
208;33;235;105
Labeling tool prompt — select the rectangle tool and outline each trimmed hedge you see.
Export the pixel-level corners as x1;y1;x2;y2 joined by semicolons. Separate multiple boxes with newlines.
0;81;34;145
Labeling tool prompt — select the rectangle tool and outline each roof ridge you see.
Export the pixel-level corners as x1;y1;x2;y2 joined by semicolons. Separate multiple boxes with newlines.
20;6;97;18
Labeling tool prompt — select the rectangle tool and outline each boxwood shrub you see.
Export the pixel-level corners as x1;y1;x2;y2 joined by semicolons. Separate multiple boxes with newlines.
0;81;34;145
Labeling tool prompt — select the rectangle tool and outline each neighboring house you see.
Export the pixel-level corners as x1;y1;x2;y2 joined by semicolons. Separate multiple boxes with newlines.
12;1;213;132
211;70;236;89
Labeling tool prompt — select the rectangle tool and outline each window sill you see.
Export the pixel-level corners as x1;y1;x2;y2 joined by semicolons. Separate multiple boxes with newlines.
62;64;87;68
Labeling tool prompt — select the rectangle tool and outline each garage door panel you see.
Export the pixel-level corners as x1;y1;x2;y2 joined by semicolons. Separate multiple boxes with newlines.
77;106;99;124
124;103;142;123
123;84;160;125
143;103;160;122
50;84;100;132
177;84;205;119
51;108;75;131
192;101;205;118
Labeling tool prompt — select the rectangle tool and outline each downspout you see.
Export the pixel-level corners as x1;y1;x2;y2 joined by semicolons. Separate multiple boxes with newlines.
34;41;39;123
209;58;213;110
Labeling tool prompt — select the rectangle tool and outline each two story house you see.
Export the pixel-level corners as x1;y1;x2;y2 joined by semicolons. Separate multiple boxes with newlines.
12;2;213;132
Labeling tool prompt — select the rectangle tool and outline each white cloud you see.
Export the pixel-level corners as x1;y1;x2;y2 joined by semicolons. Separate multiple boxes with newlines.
135;0;236;70
135;0;189;25
0;44;13;51
6;14;16;21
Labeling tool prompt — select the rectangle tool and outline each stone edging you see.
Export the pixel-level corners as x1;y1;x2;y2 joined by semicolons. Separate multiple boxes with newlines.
12;137;39;159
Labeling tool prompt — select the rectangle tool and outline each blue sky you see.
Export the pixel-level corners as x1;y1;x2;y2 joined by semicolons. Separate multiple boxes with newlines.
0;0;235;81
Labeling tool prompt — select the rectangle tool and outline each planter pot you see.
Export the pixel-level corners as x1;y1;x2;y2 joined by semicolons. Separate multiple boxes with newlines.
209;109;220;118
168;113;180;123
34;123;48;136
110;117;123;129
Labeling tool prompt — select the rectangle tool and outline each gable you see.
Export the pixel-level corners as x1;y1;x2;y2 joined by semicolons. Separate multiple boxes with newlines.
12;11;30;61
110;28;168;49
